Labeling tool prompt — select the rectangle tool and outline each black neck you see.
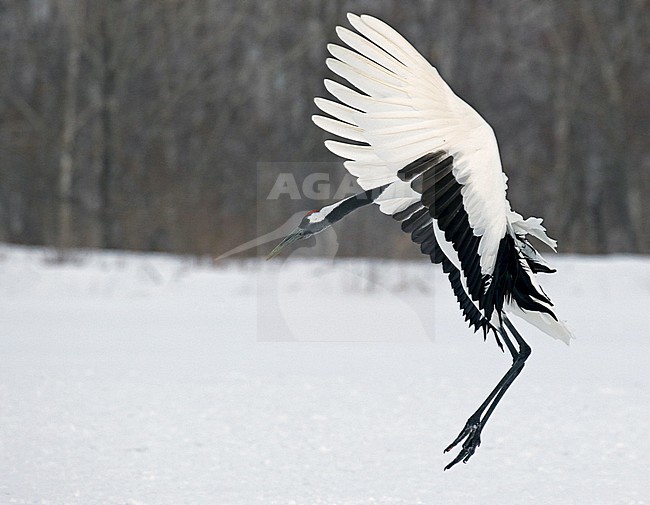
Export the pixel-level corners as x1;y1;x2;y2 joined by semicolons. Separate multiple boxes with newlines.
326;184;390;224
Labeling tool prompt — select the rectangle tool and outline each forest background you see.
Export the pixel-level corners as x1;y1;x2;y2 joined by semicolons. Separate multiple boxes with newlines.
1;0;648;258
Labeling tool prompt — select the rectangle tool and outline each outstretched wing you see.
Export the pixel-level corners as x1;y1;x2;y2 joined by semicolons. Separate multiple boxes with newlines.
391;196;497;341
312;13;510;323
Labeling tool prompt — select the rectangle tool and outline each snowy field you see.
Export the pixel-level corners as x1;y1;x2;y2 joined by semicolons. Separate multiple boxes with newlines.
1;243;649;505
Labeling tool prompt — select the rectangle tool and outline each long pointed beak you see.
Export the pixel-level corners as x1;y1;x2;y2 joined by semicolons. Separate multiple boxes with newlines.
266;228;306;260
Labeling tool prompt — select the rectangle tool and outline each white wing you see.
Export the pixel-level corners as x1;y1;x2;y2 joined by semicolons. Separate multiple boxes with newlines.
312;13;509;276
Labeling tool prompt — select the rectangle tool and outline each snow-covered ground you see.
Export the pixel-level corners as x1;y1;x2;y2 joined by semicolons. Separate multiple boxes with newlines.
1;244;649;504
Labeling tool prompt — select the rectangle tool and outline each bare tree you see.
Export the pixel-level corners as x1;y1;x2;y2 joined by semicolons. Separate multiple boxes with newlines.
57;0;83;253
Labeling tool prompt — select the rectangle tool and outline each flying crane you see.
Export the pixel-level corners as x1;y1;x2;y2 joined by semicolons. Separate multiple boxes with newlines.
268;13;572;470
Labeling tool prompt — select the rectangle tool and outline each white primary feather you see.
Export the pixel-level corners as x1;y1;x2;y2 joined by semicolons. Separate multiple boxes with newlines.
506;302;573;343
312;13;509;276
507;210;558;251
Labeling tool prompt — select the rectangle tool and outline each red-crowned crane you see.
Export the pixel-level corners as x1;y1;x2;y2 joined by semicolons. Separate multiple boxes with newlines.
268;13;572;470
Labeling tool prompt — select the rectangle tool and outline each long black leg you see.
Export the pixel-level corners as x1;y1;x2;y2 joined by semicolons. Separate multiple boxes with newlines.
443;329;517;458
443;315;531;470
498;324;518;360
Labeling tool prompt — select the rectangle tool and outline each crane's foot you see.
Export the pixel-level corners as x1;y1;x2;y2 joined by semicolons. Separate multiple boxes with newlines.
443;415;482;470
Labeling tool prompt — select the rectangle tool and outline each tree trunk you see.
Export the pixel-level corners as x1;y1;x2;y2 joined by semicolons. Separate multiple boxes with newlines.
98;6;117;249
57;0;82;254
